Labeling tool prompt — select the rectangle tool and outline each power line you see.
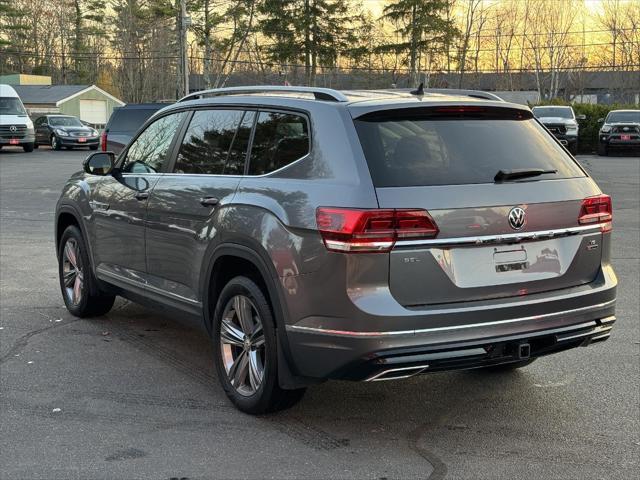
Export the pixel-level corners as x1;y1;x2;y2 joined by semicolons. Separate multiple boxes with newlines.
4;49;638;74
5;36;639;60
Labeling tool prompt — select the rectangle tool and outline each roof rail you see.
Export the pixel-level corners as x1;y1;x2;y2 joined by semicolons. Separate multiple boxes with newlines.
178;85;349;103
422;88;505;102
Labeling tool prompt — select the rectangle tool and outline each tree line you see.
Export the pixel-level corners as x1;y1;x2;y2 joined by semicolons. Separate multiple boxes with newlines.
0;0;638;102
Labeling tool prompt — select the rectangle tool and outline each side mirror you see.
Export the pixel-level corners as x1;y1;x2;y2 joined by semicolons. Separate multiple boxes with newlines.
597;118;604;123
83;152;115;176
576;114;586;121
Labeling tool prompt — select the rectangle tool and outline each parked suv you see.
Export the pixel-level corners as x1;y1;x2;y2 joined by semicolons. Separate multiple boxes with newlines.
55;86;617;414
101;102;169;154
532;105;584;154
597;109;640;156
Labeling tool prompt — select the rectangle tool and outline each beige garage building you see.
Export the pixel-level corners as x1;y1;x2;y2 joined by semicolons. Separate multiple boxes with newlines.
1;74;124;128
12;84;124;128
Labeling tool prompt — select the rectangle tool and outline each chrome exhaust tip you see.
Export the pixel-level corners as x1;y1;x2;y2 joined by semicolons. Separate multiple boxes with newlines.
366;364;429;382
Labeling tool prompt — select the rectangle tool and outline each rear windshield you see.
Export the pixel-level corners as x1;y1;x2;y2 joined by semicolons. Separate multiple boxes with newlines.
108;108;160;132
354;109;585;187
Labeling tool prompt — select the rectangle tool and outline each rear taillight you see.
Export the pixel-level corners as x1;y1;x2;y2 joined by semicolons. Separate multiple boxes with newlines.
100;130;107;151
316;208;438;253
579;194;612;232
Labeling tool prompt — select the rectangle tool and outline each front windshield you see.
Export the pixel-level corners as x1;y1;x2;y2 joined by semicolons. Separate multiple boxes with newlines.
606;111;640;123
0;97;27;115
532;107;573;119
49;116;84;127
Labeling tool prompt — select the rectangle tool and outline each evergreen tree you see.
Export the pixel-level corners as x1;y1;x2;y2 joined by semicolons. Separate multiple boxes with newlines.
259;0;363;85
379;0;458;86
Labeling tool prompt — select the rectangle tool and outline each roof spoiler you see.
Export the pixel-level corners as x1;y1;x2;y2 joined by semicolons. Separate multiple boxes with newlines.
420;88;505;102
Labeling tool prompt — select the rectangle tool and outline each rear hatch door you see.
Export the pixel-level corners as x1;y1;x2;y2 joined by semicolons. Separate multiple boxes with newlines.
353;104;606;306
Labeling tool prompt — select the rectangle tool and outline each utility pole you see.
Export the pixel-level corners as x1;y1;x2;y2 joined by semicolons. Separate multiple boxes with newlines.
177;0;190;98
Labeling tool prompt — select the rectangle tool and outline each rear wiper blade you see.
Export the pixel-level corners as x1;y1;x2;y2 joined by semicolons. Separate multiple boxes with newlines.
494;168;557;182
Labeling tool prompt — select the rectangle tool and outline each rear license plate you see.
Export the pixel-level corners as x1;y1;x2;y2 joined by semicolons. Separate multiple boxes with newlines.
621;134;631;141
494;248;528;273
9;139;19;145
77;137;87;143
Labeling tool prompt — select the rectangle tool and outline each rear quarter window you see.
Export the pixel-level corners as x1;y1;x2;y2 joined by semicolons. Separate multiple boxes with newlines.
354;108;585;187
247;111;310;175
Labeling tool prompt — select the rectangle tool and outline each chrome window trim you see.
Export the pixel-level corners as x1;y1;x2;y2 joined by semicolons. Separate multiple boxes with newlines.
285;299;615;338
394;224;601;248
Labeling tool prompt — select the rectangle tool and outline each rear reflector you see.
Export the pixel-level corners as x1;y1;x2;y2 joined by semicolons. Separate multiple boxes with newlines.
316;208;438;253
579;194;612;232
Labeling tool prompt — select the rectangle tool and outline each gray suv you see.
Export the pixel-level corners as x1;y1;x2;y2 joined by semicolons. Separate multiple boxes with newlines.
55;86;617;414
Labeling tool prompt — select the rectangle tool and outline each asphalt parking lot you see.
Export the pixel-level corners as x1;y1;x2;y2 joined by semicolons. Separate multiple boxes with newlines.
1;147;638;480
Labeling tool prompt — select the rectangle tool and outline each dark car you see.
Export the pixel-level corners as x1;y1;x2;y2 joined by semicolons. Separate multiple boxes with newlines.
34;115;100;151
101;103;169;154
598;109;640;156
55;86;616;414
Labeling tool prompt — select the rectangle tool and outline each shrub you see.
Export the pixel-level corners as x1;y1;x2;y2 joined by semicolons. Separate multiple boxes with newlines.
530;100;637;154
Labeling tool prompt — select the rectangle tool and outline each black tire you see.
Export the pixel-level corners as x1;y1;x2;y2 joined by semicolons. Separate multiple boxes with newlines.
89;145;98;150
597;143;608;156
33;142;39;149
569;143;578;155
58;225;115;317
51;135;61;151
23;142;34;152
212;276;305;414
482;358;536;372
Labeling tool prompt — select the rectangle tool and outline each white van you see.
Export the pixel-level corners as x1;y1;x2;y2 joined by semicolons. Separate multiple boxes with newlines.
0;84;35;152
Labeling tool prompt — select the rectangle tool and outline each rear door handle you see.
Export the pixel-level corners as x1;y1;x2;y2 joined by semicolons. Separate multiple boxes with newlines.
134;191;149;201
200;197;219;207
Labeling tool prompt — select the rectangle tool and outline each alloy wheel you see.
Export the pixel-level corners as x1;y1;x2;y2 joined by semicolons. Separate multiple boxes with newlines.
219;295;266;396
51;136;58;149
62;238;84;306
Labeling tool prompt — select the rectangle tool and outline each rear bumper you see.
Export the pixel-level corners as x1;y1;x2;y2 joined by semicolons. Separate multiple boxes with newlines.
285;266;617;380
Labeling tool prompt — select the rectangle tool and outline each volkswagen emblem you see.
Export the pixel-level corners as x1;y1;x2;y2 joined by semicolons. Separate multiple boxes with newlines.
9;125;17;132
508;207;526;230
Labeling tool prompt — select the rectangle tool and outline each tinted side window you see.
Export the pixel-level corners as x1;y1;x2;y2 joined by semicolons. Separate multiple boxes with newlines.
122;111;187;174
174;109;244;175
248;112;309;175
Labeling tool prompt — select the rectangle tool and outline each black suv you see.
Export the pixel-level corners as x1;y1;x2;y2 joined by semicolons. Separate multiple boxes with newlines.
101;103;169;154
